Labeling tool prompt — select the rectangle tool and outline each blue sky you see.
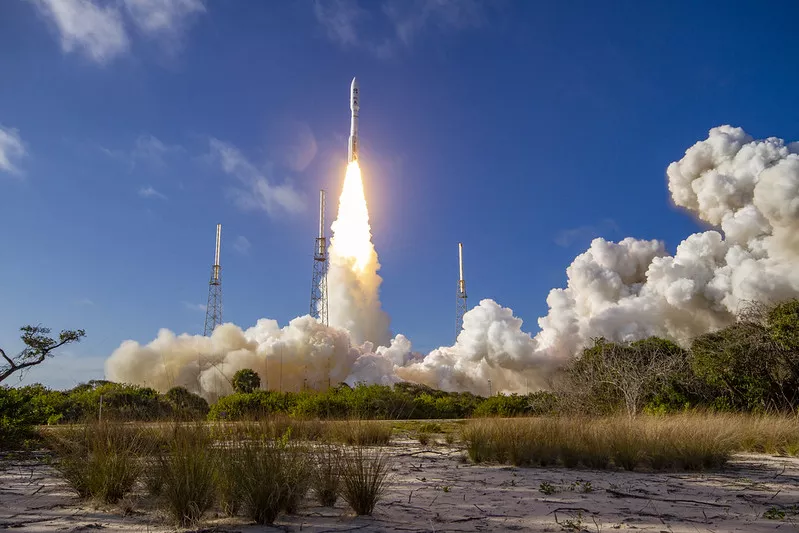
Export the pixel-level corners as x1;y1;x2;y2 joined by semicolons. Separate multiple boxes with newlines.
2;0;798;389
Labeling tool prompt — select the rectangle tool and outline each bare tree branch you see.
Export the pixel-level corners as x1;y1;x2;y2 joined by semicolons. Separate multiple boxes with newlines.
0;325;86;384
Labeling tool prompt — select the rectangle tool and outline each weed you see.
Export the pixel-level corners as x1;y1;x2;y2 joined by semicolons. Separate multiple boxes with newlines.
539;481;557;495
764;507;786;520
418;432;431;446
444;432;456;446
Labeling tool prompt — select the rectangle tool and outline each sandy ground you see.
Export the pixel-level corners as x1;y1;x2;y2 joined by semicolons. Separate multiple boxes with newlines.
2;440;798;532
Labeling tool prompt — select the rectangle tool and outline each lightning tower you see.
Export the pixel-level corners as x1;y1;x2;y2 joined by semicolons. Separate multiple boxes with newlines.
310;190;329;325
456;242;467;339
203;224;223;336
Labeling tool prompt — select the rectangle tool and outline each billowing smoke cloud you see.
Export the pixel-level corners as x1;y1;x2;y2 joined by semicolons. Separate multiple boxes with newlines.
106;126;799;397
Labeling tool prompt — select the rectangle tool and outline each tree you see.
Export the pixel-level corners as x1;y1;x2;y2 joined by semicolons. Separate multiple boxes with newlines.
691;300;799;411
165;386;209;419
232;368;261;394
563;337;688;418
1;325;86;384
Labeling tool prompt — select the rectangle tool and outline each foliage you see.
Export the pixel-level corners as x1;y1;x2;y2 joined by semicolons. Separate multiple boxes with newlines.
232;368;261;394
165;386;209;420
0;325;85;384
0;387;41;449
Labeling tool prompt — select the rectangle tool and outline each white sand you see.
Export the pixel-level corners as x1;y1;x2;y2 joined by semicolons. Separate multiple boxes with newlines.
2;441;798;532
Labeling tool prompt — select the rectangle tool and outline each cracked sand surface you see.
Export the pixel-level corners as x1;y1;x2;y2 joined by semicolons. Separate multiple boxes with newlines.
2;443;798;532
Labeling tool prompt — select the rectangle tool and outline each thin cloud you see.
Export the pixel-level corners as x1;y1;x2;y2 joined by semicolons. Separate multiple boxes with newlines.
76;298;95;306
123;0;205;54
0;125;27;176
313;0;363;47
555;219;620;248
313;0;487;57
132;134;183;168
30;0;130;64
100;134;182;170
233;236;251;255
183;302;206;312
29;0;205;65
209;138;305;217
138;185;167;200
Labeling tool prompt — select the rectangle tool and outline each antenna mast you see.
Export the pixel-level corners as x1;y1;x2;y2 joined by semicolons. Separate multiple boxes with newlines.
456;242;467;339
204;224;223;336
310;190;329;325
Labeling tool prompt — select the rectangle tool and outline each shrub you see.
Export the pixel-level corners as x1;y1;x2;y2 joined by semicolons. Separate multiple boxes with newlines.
417;432;431;446
156;424;217;526
165;387;209;420
339;446;391;515
0;387;38;449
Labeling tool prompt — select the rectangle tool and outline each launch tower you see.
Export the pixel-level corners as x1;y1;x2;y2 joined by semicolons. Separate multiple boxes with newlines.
456;242;467;339
203;224;223;336
310;190;329;325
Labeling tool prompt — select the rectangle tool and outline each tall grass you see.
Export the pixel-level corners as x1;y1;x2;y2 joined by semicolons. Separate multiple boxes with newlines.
339;446;392;515
462;415;745;471
44;421;145;503
327;420;393;445
155;424;218;526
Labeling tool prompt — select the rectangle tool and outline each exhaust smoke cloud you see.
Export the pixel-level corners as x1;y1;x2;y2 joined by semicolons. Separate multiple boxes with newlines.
106;126;799;398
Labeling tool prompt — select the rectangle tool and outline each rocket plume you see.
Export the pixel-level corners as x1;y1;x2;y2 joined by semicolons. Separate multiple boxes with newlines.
327;161;391;347
105;125;799;399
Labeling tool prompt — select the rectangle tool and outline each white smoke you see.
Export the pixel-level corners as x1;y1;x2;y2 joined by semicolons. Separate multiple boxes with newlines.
105;126;799;397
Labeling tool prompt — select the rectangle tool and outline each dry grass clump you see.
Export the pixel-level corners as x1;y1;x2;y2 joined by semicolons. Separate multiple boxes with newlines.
338;446;392;515
462;415;739;471
155;423;218;526
44;421;146;503
417;432;431;446
312;444;342;506
224;436;311;524
328;420;393;446
731;415;799;456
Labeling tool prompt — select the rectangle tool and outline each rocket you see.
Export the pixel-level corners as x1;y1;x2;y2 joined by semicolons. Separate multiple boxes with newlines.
348;77;359;163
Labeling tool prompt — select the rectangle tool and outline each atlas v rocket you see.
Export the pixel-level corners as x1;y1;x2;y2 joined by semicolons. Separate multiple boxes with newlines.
348;77;359;163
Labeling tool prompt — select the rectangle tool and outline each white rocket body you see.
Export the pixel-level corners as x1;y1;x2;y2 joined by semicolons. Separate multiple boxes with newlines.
348;77;359;163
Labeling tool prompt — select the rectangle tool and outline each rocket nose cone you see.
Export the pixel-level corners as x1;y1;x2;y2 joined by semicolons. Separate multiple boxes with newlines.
351;77;358;90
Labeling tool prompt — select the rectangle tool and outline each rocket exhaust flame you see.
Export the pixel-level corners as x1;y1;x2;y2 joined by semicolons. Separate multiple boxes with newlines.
330;162;372;273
